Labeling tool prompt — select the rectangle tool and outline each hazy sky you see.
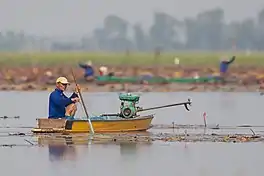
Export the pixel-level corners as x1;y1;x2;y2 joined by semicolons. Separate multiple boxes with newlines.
1;0;264;37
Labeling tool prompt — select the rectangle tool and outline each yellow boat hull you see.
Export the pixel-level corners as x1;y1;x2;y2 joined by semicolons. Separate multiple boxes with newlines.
32;115;154;133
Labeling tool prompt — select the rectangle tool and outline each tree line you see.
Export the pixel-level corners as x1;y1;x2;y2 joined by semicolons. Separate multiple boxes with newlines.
1;7;264;51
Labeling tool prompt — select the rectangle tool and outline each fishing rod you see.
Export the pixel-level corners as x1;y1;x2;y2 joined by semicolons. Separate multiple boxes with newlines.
71;68;94;134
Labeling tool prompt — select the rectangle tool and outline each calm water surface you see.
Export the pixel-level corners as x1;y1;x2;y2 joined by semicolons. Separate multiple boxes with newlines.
0;91;264;176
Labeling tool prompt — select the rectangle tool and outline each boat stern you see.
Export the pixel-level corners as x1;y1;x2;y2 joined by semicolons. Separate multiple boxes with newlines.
31;118;66;133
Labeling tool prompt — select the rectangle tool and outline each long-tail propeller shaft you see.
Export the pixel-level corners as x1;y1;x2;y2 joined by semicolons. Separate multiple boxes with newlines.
138;99;192;112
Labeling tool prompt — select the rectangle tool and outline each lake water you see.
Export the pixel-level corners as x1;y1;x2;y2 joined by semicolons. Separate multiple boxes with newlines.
0;91;264;176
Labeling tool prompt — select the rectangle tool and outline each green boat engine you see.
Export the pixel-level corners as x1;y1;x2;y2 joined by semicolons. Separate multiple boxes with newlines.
100;93;191;119
119;93;141;118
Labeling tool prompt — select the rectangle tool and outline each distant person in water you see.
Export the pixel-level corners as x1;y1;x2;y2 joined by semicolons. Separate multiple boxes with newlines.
48;77;80;119
99;66;108;76
220;56;235;75
219;56;236;84
79;60;95;82
99;66;115;76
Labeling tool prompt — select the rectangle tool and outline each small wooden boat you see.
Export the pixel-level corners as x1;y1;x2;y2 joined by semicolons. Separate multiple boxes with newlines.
32;93;191;134
32;115;154;133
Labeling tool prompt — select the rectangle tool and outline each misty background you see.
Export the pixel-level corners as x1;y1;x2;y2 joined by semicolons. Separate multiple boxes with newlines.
1;0;264;51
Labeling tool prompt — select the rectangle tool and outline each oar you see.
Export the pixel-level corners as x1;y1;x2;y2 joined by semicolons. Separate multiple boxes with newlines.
71;68;94;134
138;99;192;112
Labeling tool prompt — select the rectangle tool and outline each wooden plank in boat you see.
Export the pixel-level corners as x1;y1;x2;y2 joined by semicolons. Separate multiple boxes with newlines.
37;118;66;129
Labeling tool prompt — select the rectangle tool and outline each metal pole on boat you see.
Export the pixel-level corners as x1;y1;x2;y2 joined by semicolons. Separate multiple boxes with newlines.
138;99;192;112
71;68;95;134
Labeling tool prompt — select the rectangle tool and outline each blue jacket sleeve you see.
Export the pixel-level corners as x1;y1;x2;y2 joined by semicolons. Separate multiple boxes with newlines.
50;92;74;107
79;63;87;69
70;92;79;99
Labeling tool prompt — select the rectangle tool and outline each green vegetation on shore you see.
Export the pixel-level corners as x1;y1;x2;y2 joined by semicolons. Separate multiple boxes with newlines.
0;51;263;67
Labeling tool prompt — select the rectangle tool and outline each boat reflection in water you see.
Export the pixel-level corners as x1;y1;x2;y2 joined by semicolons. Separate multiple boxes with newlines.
119;142;137;156
37;132;153;162
38;136;77;162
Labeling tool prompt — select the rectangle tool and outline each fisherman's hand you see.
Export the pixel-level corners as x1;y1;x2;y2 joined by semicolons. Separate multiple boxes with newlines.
71;97;80;103
75;97;80;102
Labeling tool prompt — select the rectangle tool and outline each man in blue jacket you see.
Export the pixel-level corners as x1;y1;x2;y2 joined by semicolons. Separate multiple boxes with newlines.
79;60;95;82
220;56;235;75
48;77;80;119
219;56;236;84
